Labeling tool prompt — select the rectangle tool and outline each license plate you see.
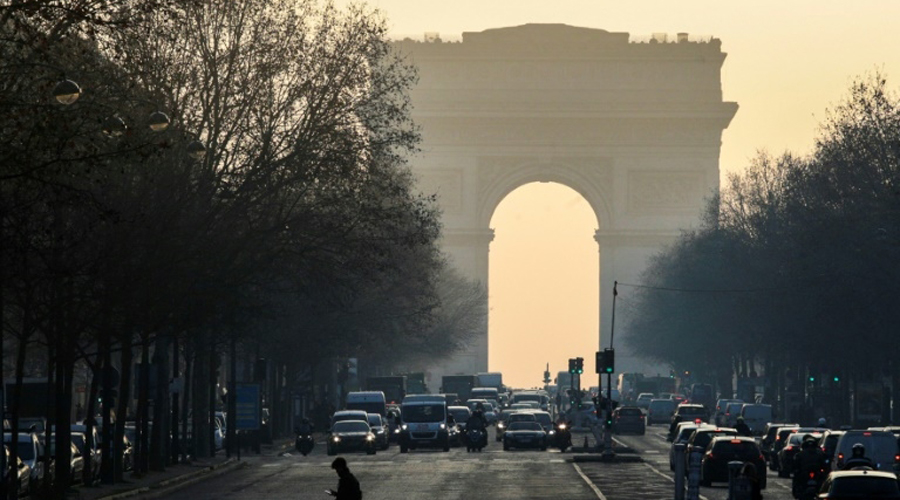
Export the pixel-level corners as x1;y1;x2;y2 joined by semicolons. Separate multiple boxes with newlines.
417;424;429;431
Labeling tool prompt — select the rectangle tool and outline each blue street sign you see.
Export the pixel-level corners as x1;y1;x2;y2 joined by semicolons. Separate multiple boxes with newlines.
235;383;261;431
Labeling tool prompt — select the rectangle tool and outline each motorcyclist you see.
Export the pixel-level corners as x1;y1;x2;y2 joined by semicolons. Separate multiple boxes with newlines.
734;416;752;437
817;417;828;429
792;435;827;498
296;417;314;435
465;410;487;447
841;443;875;470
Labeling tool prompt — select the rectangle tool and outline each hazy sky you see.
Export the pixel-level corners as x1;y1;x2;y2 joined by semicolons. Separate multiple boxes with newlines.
336;0;900;389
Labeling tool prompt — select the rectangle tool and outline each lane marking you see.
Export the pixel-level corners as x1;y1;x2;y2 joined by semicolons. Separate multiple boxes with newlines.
641;461;710;500
572;463;608;500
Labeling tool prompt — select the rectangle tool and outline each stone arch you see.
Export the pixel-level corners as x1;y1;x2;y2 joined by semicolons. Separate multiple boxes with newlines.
477;159;614;231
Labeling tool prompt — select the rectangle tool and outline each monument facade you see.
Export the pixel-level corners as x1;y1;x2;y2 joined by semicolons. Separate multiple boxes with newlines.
393;25;737;385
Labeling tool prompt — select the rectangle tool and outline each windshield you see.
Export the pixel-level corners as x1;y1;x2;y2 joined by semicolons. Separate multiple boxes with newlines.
16;442;34;461
832;477;900;496
512;394;542;403
509;422;542;431
695;430;736;448
333;421;369;433
367;415;382;427
450;409;470;421
402;404;445;423
533;414;552;427
347;402;384;415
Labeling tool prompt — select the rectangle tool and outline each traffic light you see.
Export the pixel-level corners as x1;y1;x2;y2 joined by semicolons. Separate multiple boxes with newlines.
568;358;576;374
596;349;615;374
669;369;675;379
833;375;840;383
575;357;584;374
808;375;816;383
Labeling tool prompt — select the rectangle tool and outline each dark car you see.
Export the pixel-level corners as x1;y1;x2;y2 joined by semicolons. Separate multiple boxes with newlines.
819;430;846;469
684;426;739;472
366;413;390;450
502;421;547;451
817;470;900;500
760;423;798;460
3;445;30;497
771;427;827;472
777;431;823;477
326;420;377;456
613;406;646;435
701;436;767;488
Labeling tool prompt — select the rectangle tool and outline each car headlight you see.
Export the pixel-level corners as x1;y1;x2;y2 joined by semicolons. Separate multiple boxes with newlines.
498;422;505;428
440;423;446;429
376;428;385;434
558;424;566;430
549;430;556;435
401;424;408;431
393;428;400;434
366;435;375;441
332;436;341;443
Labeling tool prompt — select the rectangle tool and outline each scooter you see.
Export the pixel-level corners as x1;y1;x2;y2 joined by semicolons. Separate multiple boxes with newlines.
295;432;315;456
794;470;823;500
466;428;486;452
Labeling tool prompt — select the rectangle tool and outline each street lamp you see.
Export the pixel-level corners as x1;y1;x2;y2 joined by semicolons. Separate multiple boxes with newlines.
53;79;82;105
186;139;206;160
102;116;127;137
148;111;171;132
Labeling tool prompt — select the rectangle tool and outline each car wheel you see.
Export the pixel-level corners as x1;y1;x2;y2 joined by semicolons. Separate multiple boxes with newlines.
400;444;408;453
778;468;789;478
327;447;336;456
503;442;509;451
367;448;376;455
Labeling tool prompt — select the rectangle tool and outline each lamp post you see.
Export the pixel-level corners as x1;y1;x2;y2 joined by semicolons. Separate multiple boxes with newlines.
603;281;618;458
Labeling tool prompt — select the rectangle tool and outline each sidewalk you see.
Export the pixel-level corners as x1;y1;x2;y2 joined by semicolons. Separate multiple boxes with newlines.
74;438;295;500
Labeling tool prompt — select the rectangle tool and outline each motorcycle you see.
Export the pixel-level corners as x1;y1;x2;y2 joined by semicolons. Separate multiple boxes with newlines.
794;470;823;500
466;428;486;452
295;432;315;456
552;423;572;452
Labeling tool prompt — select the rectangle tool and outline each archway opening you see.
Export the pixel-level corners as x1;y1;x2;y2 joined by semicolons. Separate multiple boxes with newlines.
488;182;599;390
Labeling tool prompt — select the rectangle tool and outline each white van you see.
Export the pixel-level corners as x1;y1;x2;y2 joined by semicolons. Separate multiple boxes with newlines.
346;391;387;417
399;394;450;453
739;404;773;435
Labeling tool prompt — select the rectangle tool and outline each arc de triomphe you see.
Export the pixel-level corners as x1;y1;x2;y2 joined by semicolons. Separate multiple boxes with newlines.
394;24;737;386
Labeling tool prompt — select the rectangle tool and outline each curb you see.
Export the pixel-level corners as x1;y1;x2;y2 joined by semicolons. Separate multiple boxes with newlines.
95;458;244;500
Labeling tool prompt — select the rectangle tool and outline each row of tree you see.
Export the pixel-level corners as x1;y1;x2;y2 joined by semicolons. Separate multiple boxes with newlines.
0;1;484;498
624;74;900;423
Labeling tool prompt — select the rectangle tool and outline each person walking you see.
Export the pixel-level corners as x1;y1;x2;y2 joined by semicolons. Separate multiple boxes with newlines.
328;457;362;500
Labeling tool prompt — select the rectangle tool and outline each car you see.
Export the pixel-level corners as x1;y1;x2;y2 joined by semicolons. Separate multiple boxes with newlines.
669;423;699;470
529;411;554;433
832;429;899;472
684;426;739;471
760;423;798;461
502;421;547;451
722;402;746;428
3;445;31;497
776;431;823;477
366;413;390;450
817;470;900;499
326;420;377;456
3;432;45;492
70;431;100;483
671;404;710;431
635;393;655;409
498;412;537;441
330;410;370;429
770;427;827;471
47;439;84;487
647;399;676;425
448;406;472;433
713;399;744;426
612;406;646;435
701;436;767;488
819;430;846;469
670;394;687;405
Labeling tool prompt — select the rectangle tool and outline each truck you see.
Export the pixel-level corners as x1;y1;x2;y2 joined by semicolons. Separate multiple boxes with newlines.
404;372;428;395
365;376;407;405
475;372;504;392
441;375;476;403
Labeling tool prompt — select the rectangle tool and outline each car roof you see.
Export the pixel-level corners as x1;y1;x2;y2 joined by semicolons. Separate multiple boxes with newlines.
829;470;899;480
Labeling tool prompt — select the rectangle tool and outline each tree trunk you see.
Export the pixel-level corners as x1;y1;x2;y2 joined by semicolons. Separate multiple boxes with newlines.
137;336;151;474
191;335;211;458
83;350;102;485
150;335;168;471
114;340;133;482
181;343;193;462
171;335;180;464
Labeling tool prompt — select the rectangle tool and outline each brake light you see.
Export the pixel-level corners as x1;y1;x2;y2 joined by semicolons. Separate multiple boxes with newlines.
838;453;844;461
864;432;872;436
809;472;816;479
776;436;782;441
895;454;900;463
707;453;715;459
786;446;794;451
730;439;742;443
694;418;702;424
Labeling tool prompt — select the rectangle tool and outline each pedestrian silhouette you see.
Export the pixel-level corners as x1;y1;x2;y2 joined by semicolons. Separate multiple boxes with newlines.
328;457;362;500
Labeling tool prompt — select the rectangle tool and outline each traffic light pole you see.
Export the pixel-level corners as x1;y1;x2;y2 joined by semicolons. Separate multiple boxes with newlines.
603;281;618;458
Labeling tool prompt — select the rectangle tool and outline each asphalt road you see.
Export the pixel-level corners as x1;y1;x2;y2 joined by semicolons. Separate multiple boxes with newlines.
142;426;800;500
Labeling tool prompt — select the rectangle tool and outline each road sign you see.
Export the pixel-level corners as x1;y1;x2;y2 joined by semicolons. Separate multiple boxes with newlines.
235;383;261;431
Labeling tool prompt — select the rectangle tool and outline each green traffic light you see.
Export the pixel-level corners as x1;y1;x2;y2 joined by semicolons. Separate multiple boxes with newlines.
833;376;840;382
809;376;815;382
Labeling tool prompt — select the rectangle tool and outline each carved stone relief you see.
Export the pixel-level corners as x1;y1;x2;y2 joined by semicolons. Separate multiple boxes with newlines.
627;170;706;214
